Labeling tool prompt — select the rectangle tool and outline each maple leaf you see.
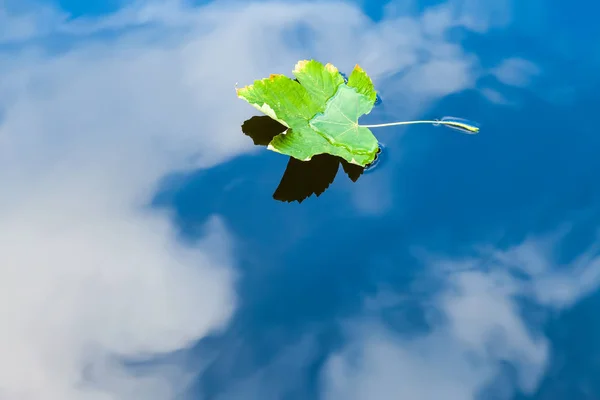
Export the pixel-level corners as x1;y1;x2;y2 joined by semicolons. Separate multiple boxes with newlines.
236;59;479;168
236;60;379;166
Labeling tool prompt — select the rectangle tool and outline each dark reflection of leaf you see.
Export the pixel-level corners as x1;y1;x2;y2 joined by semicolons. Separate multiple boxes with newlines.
340;159;364;182
241;115;286;145
241;116;368;203
273;154;340;203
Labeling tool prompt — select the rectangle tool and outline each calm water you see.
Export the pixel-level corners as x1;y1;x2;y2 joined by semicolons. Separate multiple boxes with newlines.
155;68;600;399
4;1;600;399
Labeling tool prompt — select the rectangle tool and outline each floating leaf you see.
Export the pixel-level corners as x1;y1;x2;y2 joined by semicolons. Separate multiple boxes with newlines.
241;115;367;203
309;85;378;161
236;60;379;166
236;59;479;168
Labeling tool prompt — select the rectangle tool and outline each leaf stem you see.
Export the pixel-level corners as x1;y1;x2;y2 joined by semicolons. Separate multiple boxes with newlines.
360;120;441;128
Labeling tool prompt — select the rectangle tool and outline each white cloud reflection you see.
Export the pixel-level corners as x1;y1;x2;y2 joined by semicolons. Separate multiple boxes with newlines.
1;0;567;399
492;57;541;87
322;230;600;400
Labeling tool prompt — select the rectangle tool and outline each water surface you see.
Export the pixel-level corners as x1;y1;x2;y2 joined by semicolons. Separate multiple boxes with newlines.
4;1;600;399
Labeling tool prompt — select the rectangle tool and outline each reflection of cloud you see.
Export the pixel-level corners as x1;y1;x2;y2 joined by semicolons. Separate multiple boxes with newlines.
491;57;541;87
0;0;536;398
399;58;476;98
0;3;245;393
493;232;600;310
358;7;481;113
0;0;384;398
453;0;513;32
322;276;548;400
349;172;395;216
0;0;481;397
480;87;511;105
322;231;600;400
214;335;319;400
0;0;66;43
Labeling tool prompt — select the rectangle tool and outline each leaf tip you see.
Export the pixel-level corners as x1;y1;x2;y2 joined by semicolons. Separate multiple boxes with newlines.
267;143;281;153
293;59;310;72
324;63;339;74
235;84;250;97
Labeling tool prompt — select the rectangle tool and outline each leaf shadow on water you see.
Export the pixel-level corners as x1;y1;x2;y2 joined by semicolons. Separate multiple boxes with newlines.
241;115;366;203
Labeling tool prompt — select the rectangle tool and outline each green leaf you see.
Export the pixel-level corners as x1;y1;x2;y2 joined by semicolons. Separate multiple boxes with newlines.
240;115;367;203
236;60;380;166
309;85;379;163
346;64;378;105
236;74;319;129
292;60;344;106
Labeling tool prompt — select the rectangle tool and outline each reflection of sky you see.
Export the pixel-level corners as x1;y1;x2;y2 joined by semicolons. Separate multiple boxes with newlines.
1;0;600;399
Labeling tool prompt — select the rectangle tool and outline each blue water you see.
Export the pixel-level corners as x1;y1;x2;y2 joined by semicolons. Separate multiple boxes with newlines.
155;2;598;398
6;0;600;399
155;75;600;398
